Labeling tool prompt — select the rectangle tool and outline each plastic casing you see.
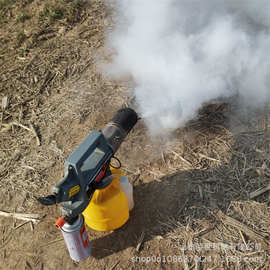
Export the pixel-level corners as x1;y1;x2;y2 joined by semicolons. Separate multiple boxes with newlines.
82;168;129;231
118;176;134;210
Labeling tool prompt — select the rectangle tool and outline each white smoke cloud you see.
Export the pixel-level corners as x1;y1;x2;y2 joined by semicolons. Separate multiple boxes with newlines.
103;0;270;135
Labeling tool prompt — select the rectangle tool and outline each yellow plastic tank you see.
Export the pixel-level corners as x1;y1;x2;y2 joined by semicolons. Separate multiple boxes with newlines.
83;168;129;231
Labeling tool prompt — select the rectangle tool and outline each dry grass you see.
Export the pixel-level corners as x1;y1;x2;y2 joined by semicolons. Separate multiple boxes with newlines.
0;0;108;209
155;104;270;269
163;201;270;269
115;99;270;269
1;1;270;269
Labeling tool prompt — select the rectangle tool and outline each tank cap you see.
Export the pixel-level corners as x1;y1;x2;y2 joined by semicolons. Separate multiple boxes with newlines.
55;217;66;228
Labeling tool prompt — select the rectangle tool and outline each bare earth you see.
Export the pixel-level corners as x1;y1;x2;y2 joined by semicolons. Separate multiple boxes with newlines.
1;1;270;269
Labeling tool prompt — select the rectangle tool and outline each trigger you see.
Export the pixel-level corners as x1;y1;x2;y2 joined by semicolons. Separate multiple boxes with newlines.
94;161;110;183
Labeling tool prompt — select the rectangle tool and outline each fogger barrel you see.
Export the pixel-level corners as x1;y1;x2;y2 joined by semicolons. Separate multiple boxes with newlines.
103;108;138;153
82;108;138;232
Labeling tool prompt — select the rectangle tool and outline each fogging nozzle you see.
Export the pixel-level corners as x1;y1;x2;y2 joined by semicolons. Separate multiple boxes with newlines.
110;108;138;134
103;108;138;153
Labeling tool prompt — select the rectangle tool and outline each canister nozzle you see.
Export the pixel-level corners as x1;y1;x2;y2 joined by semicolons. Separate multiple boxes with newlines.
55;217;66;228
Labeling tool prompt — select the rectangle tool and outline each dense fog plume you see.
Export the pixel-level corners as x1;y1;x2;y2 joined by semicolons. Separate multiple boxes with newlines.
103;0;270;135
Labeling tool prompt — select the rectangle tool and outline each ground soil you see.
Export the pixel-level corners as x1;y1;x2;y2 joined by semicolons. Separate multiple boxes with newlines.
1;1;270;269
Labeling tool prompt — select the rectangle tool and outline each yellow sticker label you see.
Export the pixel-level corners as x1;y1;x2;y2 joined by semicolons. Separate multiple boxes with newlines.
69;185;80;198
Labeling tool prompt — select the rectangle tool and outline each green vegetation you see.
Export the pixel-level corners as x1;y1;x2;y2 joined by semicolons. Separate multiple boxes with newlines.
39;0;85;25
39;5;65;24
0;0;16;24
16;12;30;23
0;0;87;26
0;0;16;10
16;31;26;47
0;0;89;54
66;0;85;23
